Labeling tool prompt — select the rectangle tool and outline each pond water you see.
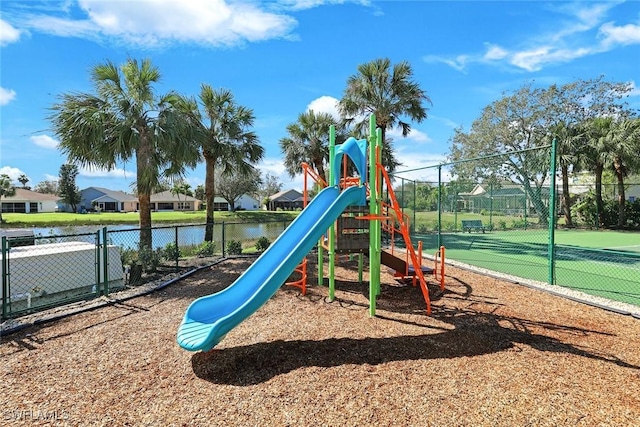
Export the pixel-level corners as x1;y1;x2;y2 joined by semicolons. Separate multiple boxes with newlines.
30;222;291;250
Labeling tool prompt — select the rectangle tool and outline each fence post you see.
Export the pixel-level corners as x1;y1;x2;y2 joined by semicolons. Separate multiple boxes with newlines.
2;236;8;320
95;230;102;296
547;138;558;285
174;226;179;270
222;221;226;257
102;228;109;295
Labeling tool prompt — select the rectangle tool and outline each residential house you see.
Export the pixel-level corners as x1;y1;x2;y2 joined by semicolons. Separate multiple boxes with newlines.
232;194;260;211
209;195;260;211
150;191;202;211
0;188;60;213
266;189;304;211
78;187;139;213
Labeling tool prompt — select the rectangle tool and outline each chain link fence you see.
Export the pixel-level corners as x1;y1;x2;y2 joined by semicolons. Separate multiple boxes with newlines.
391;144;640;308
1;220;291;319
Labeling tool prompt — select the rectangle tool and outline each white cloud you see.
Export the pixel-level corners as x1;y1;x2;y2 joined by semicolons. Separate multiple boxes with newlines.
79;166;136;179
17;0;298;48
44;174;60;182
483;44;508;61
0;166;27;182
423;54;469;72
387;126;431;144
0;87;17;106
0;19;21;46
392;151;448;183
510;46;592;72
427;2;639;73
599;21;640;46
306;95;340;119
30;134;59;149
277;0;370;11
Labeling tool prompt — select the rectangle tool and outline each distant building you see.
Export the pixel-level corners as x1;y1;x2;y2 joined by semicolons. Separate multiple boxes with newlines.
78;187;139;213
266;189;304;211
150;191;202;211
0;188;60;213
210;195;260;211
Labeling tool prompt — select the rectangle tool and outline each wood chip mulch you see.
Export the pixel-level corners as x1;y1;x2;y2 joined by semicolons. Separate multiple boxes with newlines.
1;254;639;426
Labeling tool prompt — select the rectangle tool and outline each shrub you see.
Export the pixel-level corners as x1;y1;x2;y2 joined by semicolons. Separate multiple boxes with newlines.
498;219;507;231
120;247;138;267
162;242;181;262
255;236;271;252
137;247;161;272
195;241;216;257
226;239;243;255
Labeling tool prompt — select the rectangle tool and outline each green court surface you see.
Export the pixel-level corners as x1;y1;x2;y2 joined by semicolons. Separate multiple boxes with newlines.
412;229;640;307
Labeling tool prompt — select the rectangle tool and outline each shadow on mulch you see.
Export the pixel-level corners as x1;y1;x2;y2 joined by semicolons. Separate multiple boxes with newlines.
192;306;638;386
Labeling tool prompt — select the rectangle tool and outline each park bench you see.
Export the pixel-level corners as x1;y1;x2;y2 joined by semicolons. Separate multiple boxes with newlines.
461;219;486;233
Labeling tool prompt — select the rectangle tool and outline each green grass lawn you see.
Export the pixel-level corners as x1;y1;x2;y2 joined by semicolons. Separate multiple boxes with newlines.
0;210;300;227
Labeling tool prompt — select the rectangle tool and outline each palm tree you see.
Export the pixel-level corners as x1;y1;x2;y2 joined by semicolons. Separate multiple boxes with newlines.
0;174;16;223
582;117;615;228
18;174;29;188
49;58;200;249
609;117;640;227
280;110;347;182
548;121;584;227
338;58;431;174
193;85;264;241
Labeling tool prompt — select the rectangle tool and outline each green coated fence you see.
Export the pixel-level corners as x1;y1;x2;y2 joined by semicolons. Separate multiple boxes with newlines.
1;221;291;320
393;143;640;308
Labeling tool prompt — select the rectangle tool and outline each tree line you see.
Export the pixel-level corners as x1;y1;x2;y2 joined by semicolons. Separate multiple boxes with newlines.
43;57;431;249
450;76;639;229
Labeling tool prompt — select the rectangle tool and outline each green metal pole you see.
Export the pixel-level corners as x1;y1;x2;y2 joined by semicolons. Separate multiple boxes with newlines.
413;179;416;235
375;128;382;299
222;222;225;257
102;227;109;295
369;115;380;316
489;182;494;230
328;125;336;301
548;138;558;285
174;226;179;270
358;253;363;284
2;237;8;320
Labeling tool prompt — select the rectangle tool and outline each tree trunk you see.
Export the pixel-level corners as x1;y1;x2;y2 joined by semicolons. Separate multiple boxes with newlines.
561;164;573;227
204;153;215;242
522;180;549;225
614;158;626;228
136;139;153;250
594;162;604;228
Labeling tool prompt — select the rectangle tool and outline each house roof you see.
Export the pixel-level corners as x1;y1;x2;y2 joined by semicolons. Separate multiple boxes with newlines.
150;191;201;203
2;188;60;202
84;187;138;202
269;189;303;202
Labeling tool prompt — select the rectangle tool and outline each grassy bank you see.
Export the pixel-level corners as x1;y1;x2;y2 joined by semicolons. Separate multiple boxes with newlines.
0;210;300;227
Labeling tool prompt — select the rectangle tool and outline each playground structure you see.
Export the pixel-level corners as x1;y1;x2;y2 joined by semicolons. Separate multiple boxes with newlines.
177;115;446;352
291;117;446;313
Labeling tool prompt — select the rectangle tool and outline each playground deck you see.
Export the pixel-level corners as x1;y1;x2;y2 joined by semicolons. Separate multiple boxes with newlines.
2;256;639;426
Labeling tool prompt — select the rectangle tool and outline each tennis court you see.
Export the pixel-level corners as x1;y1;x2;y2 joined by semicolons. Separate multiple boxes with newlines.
413;229;640;306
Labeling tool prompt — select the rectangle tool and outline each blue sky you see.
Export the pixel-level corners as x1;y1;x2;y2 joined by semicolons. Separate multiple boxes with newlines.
1;0;639;193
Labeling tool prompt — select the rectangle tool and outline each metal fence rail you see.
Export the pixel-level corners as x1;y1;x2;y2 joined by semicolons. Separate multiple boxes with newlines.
1;221;290;319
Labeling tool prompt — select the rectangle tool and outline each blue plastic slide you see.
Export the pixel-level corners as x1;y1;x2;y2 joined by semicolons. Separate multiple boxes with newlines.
177;185;366;352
